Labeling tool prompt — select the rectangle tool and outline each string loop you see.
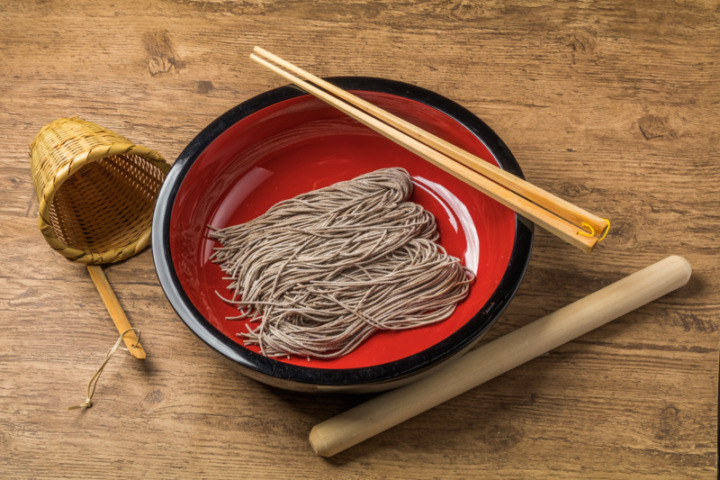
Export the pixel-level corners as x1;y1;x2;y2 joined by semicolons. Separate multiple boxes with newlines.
578;222;595;238
68;328;140;410
577;219;611;242
598;218;611;241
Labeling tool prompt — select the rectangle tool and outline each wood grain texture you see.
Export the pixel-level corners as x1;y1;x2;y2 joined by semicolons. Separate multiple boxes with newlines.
1;0;718;478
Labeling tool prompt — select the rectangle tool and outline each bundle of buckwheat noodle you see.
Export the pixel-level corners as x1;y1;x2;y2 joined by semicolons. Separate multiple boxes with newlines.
209;168;474;359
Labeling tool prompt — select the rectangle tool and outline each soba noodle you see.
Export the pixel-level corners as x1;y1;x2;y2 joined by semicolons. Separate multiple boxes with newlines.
209;168;474;359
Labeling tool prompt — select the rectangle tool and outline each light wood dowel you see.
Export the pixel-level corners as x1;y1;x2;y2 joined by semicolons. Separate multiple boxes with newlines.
308;255;692;457
87;265;146;360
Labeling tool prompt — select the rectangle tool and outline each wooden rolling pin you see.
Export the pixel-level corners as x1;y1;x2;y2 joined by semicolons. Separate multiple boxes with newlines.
309;255;692;457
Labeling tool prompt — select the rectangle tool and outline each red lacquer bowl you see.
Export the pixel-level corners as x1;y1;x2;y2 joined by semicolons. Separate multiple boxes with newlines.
152;77;533;392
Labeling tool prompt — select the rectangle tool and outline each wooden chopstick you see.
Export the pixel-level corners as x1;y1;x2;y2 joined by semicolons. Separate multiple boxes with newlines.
251;48;609;252
254;47;609;239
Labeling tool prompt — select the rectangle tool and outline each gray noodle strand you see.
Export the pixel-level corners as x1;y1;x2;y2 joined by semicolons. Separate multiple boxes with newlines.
209;168;474;359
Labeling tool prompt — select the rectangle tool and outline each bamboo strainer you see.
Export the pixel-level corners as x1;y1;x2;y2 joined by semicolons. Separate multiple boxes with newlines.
30;117;170;359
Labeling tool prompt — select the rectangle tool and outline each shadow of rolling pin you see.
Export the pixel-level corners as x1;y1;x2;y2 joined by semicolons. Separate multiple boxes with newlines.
309;255;692;457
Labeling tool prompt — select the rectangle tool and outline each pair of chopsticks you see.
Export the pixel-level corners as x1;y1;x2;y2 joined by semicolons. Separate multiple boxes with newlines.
250;47;610;252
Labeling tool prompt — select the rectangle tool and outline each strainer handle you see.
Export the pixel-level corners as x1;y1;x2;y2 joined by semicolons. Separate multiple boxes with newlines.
87;265;146;359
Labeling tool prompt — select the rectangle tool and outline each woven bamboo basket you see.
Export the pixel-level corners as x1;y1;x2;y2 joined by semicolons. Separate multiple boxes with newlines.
29;117;170;264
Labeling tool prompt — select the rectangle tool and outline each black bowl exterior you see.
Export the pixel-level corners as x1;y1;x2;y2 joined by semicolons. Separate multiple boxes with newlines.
152;77;533;392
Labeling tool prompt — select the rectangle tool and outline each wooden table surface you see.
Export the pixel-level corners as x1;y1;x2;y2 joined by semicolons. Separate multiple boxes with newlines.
2;1;718;478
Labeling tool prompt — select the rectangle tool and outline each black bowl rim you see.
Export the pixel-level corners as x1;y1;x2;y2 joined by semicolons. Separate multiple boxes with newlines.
152;76;534;387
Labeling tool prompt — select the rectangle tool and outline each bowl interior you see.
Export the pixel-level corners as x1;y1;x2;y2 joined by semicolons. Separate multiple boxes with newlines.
161;80;530;383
